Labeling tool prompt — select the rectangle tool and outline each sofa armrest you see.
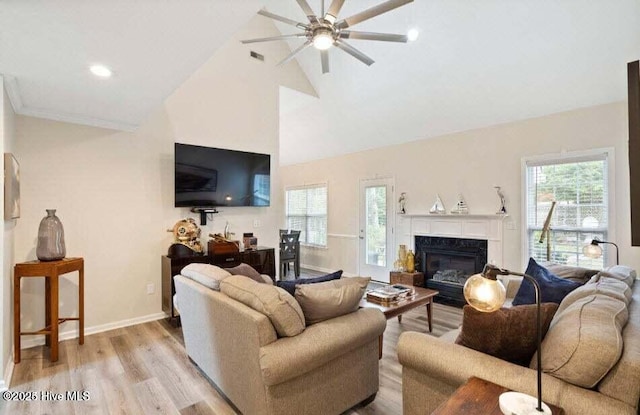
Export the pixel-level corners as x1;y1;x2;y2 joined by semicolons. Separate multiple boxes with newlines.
259;308;386;385
397;331;635;415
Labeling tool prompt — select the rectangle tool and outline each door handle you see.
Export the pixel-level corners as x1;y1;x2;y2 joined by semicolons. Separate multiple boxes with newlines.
359;236;364;239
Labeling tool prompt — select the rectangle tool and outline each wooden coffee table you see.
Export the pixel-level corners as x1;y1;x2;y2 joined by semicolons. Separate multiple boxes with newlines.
359;286;439;357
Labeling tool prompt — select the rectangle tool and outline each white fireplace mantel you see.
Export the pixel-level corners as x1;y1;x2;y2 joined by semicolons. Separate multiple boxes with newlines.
396;213;507;266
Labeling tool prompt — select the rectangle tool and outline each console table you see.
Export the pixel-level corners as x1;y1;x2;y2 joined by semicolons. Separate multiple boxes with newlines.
14;257;84;363
161;247;276;325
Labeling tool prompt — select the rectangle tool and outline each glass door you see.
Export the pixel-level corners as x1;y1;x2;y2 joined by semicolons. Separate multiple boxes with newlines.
359;178;394;282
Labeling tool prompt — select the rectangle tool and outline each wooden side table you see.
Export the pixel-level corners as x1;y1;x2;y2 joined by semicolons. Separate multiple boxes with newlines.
14;257;84;363
432;377;564;414
390;271;424;286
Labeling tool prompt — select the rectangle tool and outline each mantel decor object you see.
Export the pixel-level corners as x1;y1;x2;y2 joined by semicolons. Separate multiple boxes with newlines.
464;264;551;415
494;185;507;214
450;194;469;214
399;192;407;214
429;194;446;214
36;209;66;261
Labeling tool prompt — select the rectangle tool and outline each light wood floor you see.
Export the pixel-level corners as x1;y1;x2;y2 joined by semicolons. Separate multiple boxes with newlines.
2;301;462;415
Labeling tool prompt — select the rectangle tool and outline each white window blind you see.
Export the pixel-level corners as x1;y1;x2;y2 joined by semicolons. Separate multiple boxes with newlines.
286;185;327;247
525;152;608;268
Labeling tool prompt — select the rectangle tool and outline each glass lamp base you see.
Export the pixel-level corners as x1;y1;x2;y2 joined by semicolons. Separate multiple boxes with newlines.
499;392;552;415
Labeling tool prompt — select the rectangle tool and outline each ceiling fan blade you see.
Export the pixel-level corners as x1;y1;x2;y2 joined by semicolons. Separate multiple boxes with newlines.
325;0;346;22
296;0;319;23
336;0;414;30
321;50;330;74
258;9;309;30
242;34;308;44
339;30;408;42
335;39;375;66
278;40;313;66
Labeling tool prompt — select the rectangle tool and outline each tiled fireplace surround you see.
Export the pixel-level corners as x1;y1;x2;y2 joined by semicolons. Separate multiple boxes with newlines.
397;214;506;306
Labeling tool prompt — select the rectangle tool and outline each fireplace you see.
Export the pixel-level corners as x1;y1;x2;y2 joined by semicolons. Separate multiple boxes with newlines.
415;236;488;307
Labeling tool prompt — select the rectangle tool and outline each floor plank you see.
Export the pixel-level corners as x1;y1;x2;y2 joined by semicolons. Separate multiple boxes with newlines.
6;291;462;415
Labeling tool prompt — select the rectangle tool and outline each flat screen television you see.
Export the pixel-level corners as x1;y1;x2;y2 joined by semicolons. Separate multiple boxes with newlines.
175;143;270;208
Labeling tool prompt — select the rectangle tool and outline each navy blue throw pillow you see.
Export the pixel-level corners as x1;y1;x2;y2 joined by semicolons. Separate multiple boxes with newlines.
512;258;581;306
276;270;343;296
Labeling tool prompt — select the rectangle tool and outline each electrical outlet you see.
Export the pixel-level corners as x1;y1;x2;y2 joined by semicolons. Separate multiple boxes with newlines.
253;219;261;228
146;283;155;295
506;219;517;230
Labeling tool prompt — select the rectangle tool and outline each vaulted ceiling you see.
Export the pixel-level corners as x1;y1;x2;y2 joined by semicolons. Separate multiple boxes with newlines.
2;1;639;165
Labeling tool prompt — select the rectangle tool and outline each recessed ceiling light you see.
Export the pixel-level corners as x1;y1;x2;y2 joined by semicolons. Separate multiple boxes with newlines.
407;29;420;42
90;64;112;78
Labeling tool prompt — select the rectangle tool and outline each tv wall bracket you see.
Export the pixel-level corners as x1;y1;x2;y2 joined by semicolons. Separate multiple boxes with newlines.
190;207;219;225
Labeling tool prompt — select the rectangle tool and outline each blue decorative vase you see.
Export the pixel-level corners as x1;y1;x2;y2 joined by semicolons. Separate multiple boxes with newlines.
36;209;66;261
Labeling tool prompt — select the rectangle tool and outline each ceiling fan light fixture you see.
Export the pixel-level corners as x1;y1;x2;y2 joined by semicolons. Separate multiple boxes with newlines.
407;28;419;42
324;14;337;24
313;29;334;50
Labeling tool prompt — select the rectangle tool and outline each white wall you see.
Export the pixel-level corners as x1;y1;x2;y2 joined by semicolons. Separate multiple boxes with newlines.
281;102;640;275
10;16;314;352
1;77;17;390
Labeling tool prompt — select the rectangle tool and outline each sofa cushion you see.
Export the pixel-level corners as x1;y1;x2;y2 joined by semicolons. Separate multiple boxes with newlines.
512;258;581;306
294;277;370;325
276;270;343;295
560;276;632;311
220;275;305;337
225;263;267;284
603;266;636;287
534;294;629;388
180;263;232;290
545;263;600;284
455;303;559;366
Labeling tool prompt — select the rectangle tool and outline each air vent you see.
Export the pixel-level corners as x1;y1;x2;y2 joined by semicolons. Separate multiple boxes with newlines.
250;51;264;62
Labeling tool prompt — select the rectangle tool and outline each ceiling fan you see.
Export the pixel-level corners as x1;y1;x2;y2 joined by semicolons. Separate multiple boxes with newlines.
241;0;414;73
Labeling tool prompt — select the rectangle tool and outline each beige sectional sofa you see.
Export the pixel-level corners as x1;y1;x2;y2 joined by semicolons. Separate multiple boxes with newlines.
397;265;640;415
174;274;387;415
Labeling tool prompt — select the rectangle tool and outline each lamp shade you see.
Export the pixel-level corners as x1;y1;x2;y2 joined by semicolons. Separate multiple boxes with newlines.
583;242;603;258
463;273;506;312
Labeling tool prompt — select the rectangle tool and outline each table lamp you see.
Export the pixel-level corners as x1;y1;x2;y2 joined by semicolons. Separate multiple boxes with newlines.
583;239;619;265
463;264;551;414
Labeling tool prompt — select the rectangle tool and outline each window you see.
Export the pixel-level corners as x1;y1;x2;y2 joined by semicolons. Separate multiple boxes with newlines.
524;151;611;268
285;185;327;247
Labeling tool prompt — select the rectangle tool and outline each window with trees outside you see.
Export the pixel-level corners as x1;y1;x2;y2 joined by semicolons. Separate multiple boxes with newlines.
525;151;610;269
285;185;327;247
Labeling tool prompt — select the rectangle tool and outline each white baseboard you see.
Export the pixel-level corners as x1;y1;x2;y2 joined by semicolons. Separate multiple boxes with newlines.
0;359;14;391
300;264;357;277
20;312;167;350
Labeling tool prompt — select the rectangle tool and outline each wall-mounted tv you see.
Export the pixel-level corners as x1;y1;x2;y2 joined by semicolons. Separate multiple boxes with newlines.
175;143;270;208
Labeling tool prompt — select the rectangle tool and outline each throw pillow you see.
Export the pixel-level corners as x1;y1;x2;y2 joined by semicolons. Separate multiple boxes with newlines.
225;263;266;284
180;263;232;290
512;258;581;306
294;276;370;325
455;303;559;366
534;294;628;388
220;275;305;337
545;263;599;284
276;270;343;295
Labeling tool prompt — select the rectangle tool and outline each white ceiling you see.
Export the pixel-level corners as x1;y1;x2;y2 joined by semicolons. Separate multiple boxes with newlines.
0;0;262;130
2;1;639;164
